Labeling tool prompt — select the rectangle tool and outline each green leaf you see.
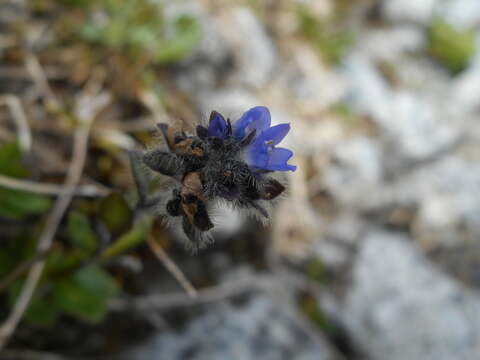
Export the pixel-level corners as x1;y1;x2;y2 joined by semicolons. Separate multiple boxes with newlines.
100;215;152;261
0;188;51;220
44;247;83;276
0;141;28;177
97;192;133;234
428;19;476;74
53;280;107;323
0;141;51;219
78;0;200;64
74;265;118;298
53;265;118;324
7;280;59;326
0;188;51;219
155;16;201;64
67;211;97;254
24;294;61;327
0;250;15;277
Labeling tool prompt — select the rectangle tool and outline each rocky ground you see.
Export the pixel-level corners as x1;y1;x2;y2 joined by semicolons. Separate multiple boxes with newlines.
154;1;480;359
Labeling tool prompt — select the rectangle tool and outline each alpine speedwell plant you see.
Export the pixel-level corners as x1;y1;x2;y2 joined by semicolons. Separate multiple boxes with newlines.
136;106;296;248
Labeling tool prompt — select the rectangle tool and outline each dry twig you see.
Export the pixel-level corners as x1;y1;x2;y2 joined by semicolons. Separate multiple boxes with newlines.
24;53;61;111
110;274;266;312
0;174;109;197
146;235;198;298
1;349;71;360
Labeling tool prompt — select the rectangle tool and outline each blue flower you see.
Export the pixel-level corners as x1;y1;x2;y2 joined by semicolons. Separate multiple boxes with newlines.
206;106;296;172
233;106;271;140
246;123;296;172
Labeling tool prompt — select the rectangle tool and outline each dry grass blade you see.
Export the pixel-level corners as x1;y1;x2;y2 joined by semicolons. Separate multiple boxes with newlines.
146;235;198;298
0;95;32;152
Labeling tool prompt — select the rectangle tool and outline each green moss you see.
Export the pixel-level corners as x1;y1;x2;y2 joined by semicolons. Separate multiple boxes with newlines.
301;295;337;335
78;0;201;64
306;258;328;283
427;19;476;74
297;6;353;64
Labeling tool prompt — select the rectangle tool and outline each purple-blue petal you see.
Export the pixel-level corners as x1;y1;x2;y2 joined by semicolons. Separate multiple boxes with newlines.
264;147;296;171
246;142;296;172
247;142;269;169
233;106;271;140
254;123;290;146
208;112;228;138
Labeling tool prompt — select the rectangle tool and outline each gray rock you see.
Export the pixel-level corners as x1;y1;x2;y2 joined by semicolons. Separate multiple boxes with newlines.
123;294;340;360
323;136;383;207
343;54;461;165
404;154;480;247
166;2;233;92
355;26;426;62
381;0;438;25
383;90;460;162
195;88;260;120
343;53;392;123
334;230;480;360
450;54;480;114
174;5;277;92
0;0;26;26
437;0;480;28
221;7;278;89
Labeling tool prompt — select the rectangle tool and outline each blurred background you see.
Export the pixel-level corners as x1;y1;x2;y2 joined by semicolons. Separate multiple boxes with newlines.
1;0;480;359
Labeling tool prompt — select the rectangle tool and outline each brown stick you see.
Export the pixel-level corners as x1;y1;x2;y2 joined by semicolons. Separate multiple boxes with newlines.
146;235;198;298
109;275;265;312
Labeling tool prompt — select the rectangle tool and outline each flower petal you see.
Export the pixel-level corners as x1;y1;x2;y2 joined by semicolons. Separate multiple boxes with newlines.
246;141;269;169
207;111;228;138
233;106;271;140
255;123;290;146
265;147;296;171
